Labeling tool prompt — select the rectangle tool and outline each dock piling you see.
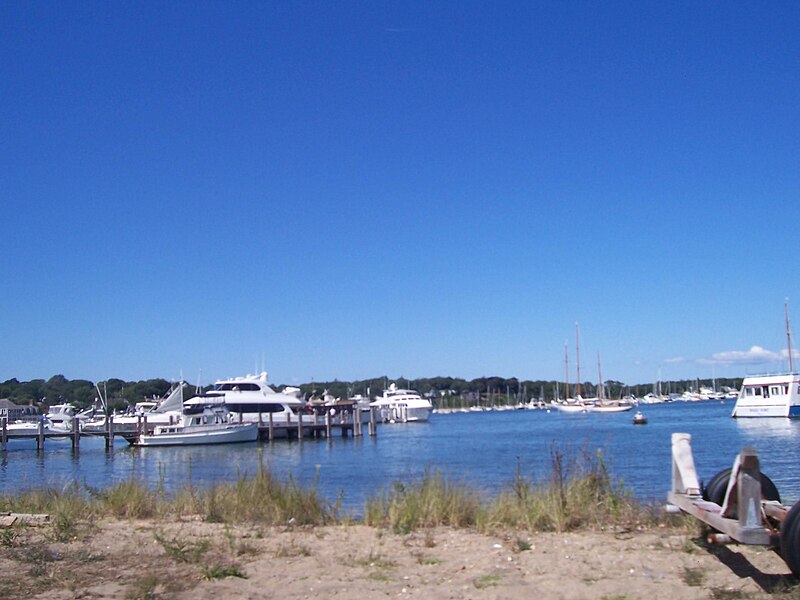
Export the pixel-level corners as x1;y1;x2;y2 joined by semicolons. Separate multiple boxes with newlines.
369;406;377;436
37;417;44;450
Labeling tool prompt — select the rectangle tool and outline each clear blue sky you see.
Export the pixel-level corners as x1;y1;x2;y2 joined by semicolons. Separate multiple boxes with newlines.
2;2;799;387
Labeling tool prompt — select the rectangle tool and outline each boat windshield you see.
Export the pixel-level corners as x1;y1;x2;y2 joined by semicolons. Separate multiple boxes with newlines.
213;383;262;391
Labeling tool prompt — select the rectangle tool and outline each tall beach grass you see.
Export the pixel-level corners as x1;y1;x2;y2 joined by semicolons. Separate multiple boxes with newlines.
0;443;671;533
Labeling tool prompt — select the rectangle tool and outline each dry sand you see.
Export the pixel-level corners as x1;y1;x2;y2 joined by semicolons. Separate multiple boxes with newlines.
0;518;797;599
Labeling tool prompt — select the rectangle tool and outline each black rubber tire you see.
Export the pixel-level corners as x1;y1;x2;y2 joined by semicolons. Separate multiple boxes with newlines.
702;467;781;506
781;499;800;576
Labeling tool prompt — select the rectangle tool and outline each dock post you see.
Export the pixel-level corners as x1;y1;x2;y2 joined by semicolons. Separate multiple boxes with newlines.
325;411;332;438
72;419;80;450
369;406;377;436
297;412;303;441
355;408;362;436
268;412;274;441
105;414;114;450
1;417;7;451
37;417;44;450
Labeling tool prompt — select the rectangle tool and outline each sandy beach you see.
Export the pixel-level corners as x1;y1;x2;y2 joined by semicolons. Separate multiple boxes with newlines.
0;517;797;599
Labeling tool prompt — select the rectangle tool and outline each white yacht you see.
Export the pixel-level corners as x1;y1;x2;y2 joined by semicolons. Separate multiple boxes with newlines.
44;404;78;432
370;384;432;423
188;372;307;430
731;373;800;418
133;399;258;446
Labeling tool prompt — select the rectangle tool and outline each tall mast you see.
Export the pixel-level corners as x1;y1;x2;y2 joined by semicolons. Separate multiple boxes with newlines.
564;343;570;399
575;322;582;398
786;298;794;373
597;352;603;401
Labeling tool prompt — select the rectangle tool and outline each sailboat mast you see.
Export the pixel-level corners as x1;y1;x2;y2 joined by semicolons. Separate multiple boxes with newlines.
597;352;603;401
786;298;794;373
575;322;581;398
564;343;570;399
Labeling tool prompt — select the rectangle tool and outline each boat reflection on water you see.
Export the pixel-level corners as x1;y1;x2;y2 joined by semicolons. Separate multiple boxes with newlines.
734;416;800;440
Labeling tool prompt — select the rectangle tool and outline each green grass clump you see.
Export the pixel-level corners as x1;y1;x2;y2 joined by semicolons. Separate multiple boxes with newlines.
482;445;641;532
364;469;482;533
96;479;164;519
364;444;648;534
172;463;334;525
200;564;246;580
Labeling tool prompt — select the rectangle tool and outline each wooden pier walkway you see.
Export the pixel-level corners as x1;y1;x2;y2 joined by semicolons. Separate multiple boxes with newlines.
0;406;378;451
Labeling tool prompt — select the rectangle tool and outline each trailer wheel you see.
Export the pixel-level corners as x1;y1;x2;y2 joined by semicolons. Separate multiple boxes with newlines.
781;500;800;576
702;468;781;506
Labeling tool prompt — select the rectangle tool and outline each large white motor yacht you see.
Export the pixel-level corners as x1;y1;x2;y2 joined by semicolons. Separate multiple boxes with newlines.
188;372;306;430
370;384;432;423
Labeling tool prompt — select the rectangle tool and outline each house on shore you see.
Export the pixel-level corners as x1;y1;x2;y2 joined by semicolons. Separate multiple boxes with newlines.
0;398;38;420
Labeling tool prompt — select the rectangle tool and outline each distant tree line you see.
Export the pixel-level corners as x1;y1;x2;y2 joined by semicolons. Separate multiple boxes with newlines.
1;374;744;412
0;375;174;412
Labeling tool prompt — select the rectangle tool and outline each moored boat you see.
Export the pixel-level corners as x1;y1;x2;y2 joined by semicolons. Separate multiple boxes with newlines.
731;373;800;418
632;411;648;425
190;372;307;432
133;399;258;446
370;384;432;423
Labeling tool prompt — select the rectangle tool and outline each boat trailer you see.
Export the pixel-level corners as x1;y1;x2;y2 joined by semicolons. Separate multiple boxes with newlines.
667;432;800;576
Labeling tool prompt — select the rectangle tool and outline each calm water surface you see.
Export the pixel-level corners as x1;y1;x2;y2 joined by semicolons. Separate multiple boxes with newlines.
2;400;799;514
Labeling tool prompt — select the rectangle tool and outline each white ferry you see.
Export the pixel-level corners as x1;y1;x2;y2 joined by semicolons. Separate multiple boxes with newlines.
731;373;800;418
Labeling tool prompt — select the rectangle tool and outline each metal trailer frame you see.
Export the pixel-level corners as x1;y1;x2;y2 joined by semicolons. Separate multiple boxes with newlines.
666;432;799;574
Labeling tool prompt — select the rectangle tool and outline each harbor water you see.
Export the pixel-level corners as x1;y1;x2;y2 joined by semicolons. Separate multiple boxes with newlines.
2;399;799;514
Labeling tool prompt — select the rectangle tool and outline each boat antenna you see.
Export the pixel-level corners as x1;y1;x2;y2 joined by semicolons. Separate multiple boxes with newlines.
575;322;581;398
786;298;794;373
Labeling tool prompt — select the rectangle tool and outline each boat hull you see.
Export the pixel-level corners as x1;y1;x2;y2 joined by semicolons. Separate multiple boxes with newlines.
586;404;634;413
373;405;431;423
553;403;587;413
134;423;258;446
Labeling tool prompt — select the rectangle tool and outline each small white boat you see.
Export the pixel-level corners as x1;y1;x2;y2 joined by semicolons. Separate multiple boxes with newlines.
632;411;648;425
133;399;258;446
370;384;432;423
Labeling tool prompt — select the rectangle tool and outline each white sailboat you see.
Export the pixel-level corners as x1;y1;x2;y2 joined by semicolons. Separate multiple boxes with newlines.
554;325;589;413
586;352;634;413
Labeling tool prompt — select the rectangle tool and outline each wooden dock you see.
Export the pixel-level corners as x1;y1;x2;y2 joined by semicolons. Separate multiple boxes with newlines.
0;406;378;451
